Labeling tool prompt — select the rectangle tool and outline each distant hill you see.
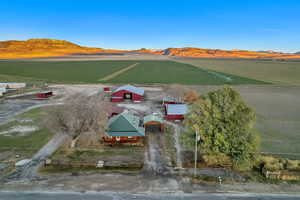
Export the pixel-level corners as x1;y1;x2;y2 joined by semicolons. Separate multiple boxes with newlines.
0;39;122;59
295;51;300;54
1;38;300;59
135;47;300;59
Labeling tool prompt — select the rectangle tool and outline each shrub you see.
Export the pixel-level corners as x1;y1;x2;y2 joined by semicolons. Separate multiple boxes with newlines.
202;153;232;167
286;159;300;171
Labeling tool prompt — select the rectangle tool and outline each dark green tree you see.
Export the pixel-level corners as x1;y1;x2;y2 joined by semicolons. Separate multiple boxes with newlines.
183;86;260;169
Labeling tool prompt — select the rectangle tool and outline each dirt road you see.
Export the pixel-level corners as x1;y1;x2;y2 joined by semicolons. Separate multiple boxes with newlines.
143;132;171;175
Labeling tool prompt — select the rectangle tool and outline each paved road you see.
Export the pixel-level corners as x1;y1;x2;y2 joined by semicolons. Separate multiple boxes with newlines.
0;191;300;200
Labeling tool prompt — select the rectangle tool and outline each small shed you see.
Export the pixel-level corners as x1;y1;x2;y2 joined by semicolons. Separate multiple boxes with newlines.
0;88;6;97
111;85;144;102
144;113;164;132
162;96;183;105
0;88;6;94
102;111;145;144
165;104;188;121
103;87;110;92
37;91;53;99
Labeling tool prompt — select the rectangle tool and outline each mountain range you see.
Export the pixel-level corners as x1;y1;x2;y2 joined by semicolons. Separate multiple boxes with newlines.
0;39;299;59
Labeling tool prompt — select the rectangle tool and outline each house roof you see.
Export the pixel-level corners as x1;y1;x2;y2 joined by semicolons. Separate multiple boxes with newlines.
114;85;144;96
166;104;188;115
107;111;145;137
144;113;164;124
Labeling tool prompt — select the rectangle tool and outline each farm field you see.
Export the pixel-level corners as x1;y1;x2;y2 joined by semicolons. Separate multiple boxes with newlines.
103;60;267;85
176;58;300;85
0;60;136;83
0;60;267;85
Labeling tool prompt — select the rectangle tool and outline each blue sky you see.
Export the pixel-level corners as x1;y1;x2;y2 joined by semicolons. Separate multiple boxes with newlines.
1;0;299;52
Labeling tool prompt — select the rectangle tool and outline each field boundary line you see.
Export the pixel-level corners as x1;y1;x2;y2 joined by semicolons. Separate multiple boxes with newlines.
98;62;139;81
173;60;232;82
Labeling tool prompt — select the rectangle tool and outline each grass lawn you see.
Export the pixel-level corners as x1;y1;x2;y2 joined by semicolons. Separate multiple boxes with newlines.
0;128;52;153
176;58;300;85
0;107;53;154
105;60;268;85
0;60;268;85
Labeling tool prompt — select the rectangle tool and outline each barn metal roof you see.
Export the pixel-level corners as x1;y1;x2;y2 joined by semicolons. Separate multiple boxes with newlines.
114;85;144;96
144;113;164;124
166;104;188;115
107;111;145;137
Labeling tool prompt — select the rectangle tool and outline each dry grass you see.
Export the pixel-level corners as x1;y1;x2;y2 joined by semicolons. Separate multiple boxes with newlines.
176;58;300;85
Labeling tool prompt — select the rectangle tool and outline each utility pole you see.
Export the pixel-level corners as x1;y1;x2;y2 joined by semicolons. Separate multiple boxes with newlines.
194;130;200;177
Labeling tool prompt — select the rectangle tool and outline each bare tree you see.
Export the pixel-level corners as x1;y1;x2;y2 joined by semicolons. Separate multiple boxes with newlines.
164;84;188;101
44;93;113;148
165;84;199;103
184;90;200;103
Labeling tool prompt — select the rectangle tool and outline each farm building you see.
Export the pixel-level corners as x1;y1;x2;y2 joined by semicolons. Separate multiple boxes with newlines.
111;85;144;102
0;82;26;89
0;88;6;97
102;111;145;144
144;113;164;132
103;87;110;92
162;96;183;105
36;91;53;99
165;104;188;121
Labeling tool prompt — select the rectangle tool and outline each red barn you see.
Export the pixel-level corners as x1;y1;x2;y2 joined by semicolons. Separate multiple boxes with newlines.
165;104;188;121
111;85;144;102
36;91;53;99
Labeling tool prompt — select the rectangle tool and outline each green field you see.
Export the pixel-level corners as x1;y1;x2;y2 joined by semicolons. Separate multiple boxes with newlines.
0;60;267;85
176;58;300;85
0;60;136;83
106;61;267;85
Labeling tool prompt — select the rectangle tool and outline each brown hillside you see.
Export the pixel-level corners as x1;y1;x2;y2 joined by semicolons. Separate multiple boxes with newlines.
137;47;300;59
0;39;122;59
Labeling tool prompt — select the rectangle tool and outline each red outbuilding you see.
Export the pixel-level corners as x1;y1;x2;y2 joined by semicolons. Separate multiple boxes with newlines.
103;87;110;92
111;85;144;102
165;104;188;121
36;91;53;99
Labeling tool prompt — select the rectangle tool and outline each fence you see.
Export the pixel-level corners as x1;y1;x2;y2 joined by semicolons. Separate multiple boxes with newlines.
44;159;143;169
